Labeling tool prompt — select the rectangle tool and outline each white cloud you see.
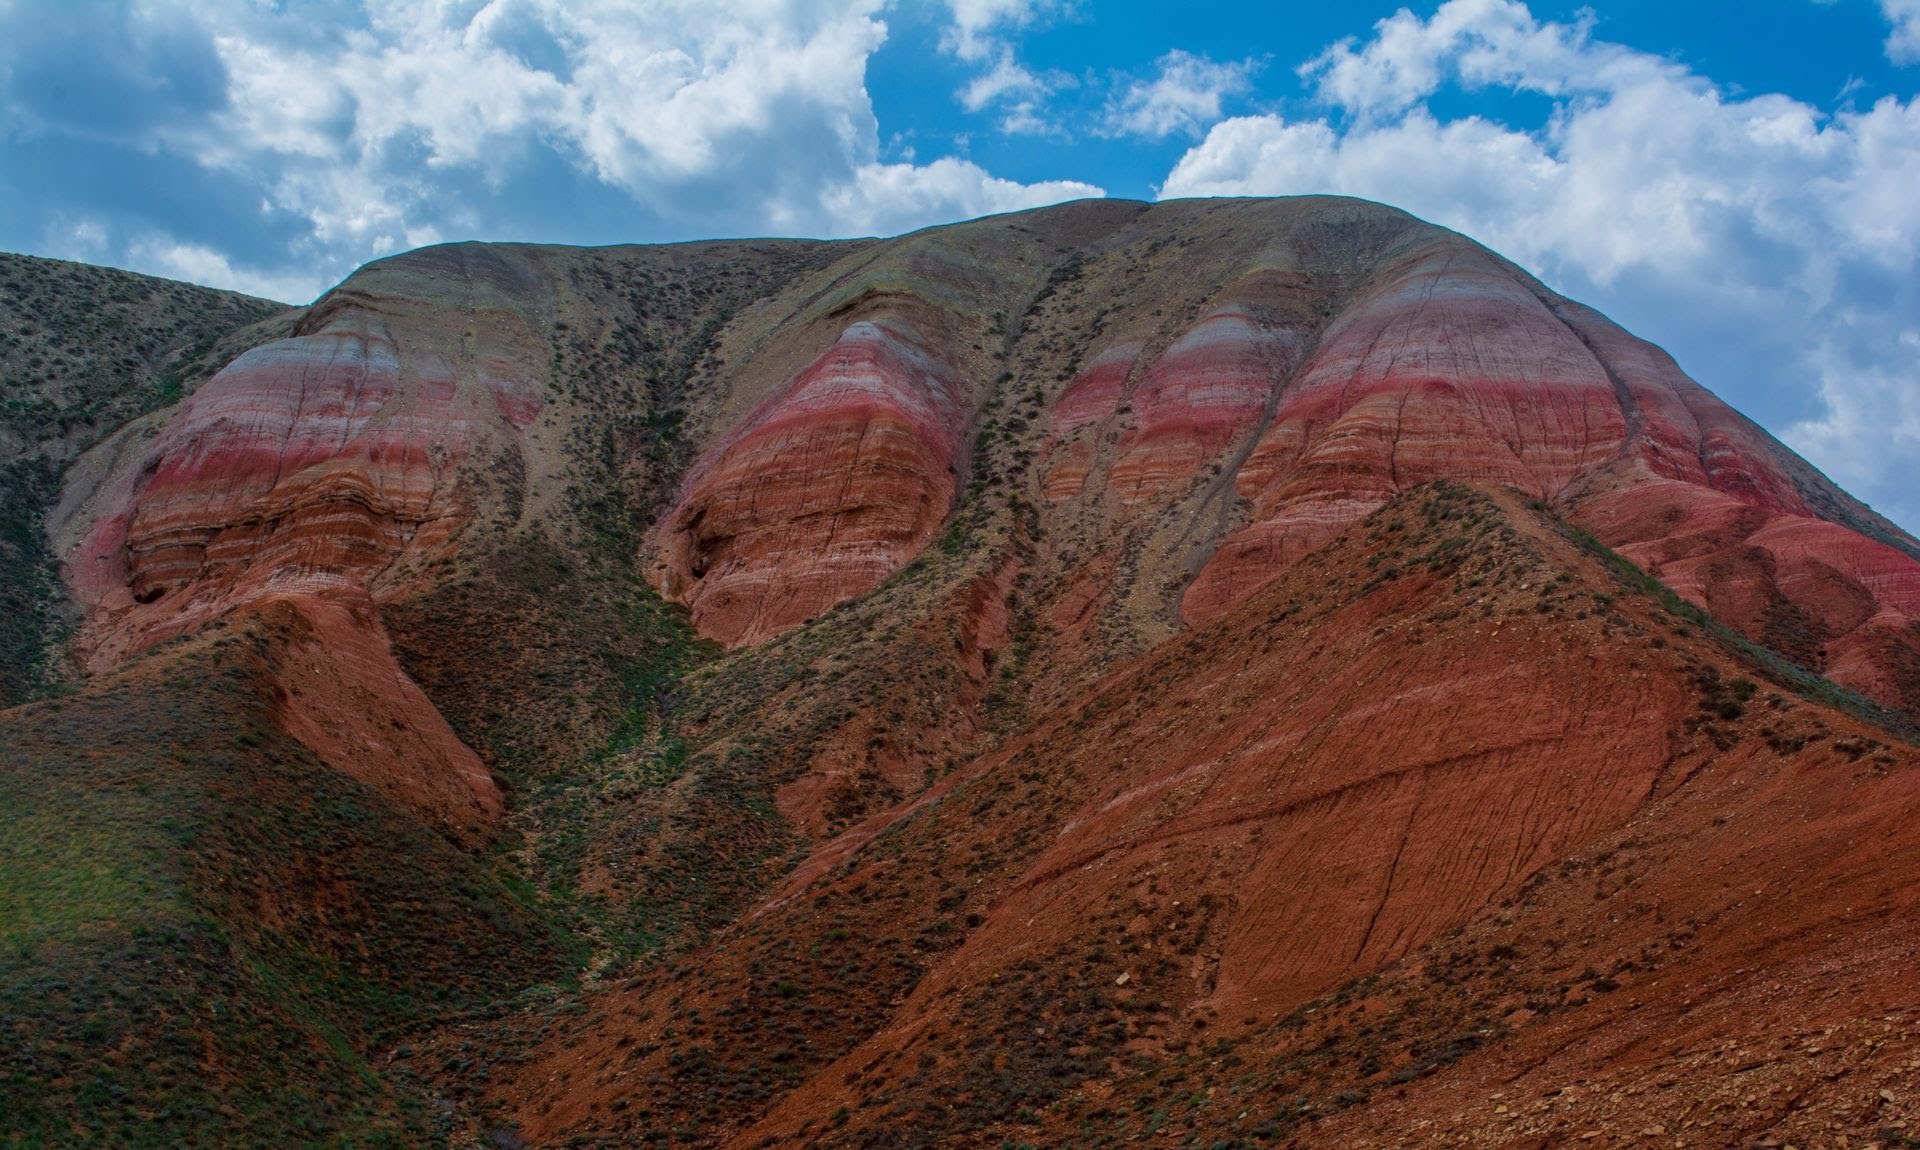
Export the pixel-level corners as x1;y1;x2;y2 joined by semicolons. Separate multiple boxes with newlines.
1163;0;1920;531
1885;0;1920;62
125;236;327;304
1104;50;1258;139
43;217;112;262
941;0;1060;63
960;50;1049;113
1792;329;1920;498
31;216;313;302
196;0;902;245
2;1;1101;301
1300;0;1644;118
822;157;1099;237
940;0;1070;134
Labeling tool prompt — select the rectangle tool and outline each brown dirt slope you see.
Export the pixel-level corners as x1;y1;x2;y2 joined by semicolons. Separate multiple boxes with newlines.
457;483;1918;1149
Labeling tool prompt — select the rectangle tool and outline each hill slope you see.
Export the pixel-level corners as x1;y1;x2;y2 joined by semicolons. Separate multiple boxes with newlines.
0;252;294;704
4;198;1918;1146
470;484;1920;1148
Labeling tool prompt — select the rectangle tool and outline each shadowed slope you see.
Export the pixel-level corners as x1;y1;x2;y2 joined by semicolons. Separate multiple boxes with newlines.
0;251;294;704
0;612;565;1146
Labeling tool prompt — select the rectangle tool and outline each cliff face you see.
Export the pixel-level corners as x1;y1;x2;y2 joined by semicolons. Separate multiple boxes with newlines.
10;197;1920;1146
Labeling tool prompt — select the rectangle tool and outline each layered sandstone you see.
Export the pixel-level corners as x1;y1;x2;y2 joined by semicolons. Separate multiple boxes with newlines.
49;196;1920;832
54;247;559;828
1162;232;1919;714
654;318;969;647
1042;341;1139;504
1181;241;1631;616
1107;306;1297;503
617;198;1918;715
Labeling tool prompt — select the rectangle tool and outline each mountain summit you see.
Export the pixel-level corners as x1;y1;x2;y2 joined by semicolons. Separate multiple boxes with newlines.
5;198;1918;1147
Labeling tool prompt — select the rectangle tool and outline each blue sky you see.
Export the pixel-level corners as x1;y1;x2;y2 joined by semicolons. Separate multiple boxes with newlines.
1;0;1916;532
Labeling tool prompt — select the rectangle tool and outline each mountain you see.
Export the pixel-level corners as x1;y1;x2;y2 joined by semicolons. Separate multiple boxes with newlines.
0;252;294;706
2;197;1916;1148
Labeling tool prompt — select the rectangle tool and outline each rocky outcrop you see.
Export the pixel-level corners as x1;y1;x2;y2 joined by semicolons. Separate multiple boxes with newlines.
1181;241;1632;617
1163;234;1920;713
55;248;557;829
72;324;463;654
64;255;552;666
619;198;1919;714
654;318;970;647
1107;306;1298;504
20;196;1920;1147
1043;341;1139;504
46;196;1920;822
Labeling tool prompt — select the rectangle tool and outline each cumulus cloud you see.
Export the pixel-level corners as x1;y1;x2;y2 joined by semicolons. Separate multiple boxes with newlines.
1162;0;1920;531
0;0;1100;301
1885;0;1920;62
940;0;1072;134
941;0;1060;63
1103;51;1259;139
1299;0;1640;118
821;157;1099;236
959;51;1055;115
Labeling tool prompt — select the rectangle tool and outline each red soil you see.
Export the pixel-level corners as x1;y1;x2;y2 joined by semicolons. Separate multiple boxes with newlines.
477;486;1920;1148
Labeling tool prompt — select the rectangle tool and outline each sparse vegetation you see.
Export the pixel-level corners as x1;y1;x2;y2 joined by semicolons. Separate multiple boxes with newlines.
6;204;1919;1150
0;252;294;705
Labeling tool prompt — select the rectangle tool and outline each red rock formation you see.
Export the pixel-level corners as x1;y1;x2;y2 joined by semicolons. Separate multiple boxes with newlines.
77;329;449;651
489;485;1920;1148
1107;307;1296;504
26;197;1920;1146
1176;238;1920;713
1581;481;1920;707
1268;690;1920;1148
655;318;970;647
1183;242;1629;617
60;278;544;830
1043;341;1139;504
615;199;1917;715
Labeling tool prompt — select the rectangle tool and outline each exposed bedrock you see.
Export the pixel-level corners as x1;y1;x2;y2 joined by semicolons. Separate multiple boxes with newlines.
1163;237;1920;710
67;267;547;667
1044;341;1140;505
655;317;972;648
57;249;554;827
1043;308;1303;508
1183;242;1632;619
1110;306;1299;504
